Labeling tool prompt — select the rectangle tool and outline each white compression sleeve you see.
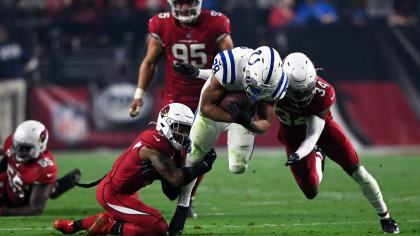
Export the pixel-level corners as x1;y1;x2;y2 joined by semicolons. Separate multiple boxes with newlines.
351;166;388;214
295;115;325;158
178;154;202;207
197;69;212;80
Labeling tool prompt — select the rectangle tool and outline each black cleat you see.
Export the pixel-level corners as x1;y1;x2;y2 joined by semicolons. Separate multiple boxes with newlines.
380;218;400;234
50;169;82;199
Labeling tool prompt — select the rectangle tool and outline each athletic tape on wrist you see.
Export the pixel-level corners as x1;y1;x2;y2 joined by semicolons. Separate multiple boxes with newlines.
134;88;145;99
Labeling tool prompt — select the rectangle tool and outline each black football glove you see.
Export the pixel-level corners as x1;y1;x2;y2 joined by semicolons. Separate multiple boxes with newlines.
168;205;189;236
201;148;217;172
285;153;300;166
140;160;161;181
173;63;199;78
227;101;254;128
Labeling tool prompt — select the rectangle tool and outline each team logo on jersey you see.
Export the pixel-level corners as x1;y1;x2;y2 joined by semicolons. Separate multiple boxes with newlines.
186;32;192;39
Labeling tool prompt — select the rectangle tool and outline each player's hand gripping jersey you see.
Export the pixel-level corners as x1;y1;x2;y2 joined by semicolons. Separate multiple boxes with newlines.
0;134;57;207
149;9;231;104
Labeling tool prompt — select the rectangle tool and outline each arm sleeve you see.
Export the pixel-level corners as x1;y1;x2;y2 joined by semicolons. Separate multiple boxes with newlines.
295;115;325;158
197;69;212;80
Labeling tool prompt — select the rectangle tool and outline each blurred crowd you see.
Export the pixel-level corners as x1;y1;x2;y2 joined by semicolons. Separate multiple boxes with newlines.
0;0;419;52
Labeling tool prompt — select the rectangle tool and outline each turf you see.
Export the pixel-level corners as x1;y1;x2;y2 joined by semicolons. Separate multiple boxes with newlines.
0;151;419;235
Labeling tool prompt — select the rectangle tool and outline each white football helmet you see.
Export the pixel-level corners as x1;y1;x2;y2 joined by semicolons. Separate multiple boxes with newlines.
13;120;48;163
283;52;317;107
156;103;194;150
168;0;202;23
243;46;289;101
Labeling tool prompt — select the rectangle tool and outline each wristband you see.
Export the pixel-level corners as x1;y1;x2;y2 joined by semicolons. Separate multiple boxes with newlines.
134;88;146;100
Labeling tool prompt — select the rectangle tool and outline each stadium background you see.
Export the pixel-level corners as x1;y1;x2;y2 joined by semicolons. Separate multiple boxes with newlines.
1;0;420;151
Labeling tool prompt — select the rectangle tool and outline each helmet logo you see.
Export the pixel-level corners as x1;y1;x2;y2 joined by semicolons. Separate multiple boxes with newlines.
39;130;47;143
248;50;262;66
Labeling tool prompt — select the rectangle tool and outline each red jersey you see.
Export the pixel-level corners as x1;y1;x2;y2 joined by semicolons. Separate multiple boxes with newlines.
149;10;231;104
2;134;57;207
276;77;336;145
105;129;185;195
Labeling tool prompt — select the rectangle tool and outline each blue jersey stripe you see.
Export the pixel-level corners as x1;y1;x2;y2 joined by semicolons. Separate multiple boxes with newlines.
220;52;228;84
227;50;236;84
264;47;275;84
272;71;285;98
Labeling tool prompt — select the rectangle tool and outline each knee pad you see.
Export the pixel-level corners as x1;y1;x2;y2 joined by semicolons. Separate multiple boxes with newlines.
228;147;251;174
229;164;246;174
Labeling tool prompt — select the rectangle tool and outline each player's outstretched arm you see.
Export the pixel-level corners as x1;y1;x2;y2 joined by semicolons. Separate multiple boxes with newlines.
129;36;163;117
285;109;328;166
1;183;51;216
139;147;216;187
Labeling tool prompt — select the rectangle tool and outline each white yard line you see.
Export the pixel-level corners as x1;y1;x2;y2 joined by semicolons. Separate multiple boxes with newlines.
1;219;419;231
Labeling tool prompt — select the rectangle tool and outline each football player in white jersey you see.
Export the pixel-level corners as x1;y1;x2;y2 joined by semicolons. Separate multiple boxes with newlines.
168;46;289;235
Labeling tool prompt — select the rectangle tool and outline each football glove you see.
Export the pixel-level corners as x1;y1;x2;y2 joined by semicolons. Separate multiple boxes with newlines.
181;148;217;184
227;101;254;128
140;160;161;181
168;205;189;236
285;153;300;166
173;63;199;78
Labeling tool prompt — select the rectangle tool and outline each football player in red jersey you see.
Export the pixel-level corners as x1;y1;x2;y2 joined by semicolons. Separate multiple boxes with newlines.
129;0;233;115
0;120;58;216
276;53;400;234
0;121;82;216
54;103;217;236
129;0;233;219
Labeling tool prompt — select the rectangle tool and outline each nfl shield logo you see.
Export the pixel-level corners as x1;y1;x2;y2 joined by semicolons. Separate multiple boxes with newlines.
186;33;192;39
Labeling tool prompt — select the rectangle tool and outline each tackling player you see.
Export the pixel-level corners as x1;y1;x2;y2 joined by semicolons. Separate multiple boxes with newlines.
168;46;289;235
277;52;399;234
54;103;217;235
0;120;80;216
128;0;233;218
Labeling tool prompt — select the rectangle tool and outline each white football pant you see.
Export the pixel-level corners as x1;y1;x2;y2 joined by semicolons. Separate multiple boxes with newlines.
178;111;255;207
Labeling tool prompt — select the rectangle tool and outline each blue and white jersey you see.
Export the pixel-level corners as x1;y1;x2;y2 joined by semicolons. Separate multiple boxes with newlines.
212;47;251;93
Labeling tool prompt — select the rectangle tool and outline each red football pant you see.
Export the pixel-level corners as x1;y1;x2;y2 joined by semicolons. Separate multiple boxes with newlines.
96;180;168;236
280;120;360;199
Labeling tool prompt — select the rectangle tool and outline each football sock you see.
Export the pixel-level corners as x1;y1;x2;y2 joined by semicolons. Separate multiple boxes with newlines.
351;166;388;215
379;210;390;220
73;220;83;232
78;213;100;230
178;178;196;207
110;222;124;235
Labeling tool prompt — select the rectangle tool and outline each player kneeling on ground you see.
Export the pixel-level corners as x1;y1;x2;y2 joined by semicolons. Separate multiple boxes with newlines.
276;52;399;234
0;120;81;216
54;103;217;236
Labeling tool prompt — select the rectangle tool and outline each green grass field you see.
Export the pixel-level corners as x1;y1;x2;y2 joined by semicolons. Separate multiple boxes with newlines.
1;151;419;235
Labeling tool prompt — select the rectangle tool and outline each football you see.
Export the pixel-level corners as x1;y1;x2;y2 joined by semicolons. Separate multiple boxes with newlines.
219;92;254;111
